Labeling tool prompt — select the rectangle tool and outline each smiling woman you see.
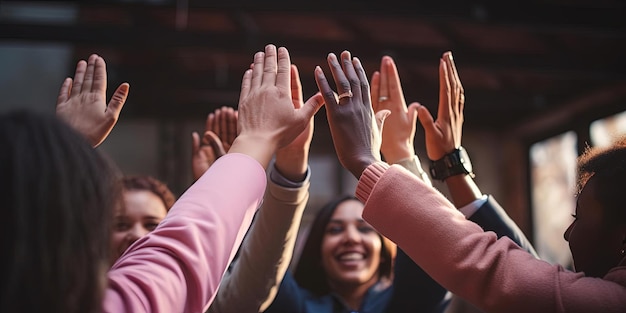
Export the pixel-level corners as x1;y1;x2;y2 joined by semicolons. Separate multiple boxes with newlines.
263;195;447;313
296;195;395;308
110;175;176;264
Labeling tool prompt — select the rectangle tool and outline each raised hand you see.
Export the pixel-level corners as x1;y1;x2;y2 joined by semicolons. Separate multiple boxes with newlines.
274;64;317;182
315;50;389;179
416;51;464;160
371;55;421;164
191;107;237;180
230;44;324;169
56;54;129;147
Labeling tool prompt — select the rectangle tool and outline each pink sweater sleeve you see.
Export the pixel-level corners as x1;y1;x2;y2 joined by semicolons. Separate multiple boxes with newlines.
104;153;266;313
357;162;626;313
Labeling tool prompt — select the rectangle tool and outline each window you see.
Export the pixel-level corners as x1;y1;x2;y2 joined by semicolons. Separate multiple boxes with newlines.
529;131;577;267
590;110;626;148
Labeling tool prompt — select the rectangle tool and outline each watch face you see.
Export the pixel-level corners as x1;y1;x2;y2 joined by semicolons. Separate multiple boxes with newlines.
459;147;473;173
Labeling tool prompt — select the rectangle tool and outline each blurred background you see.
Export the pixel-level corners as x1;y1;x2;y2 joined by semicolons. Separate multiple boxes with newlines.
1;0;625;268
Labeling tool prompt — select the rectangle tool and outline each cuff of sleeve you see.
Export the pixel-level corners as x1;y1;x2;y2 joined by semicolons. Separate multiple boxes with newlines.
356;162;390;203
269;160;310;188
459;194;488;218
394;155;432;186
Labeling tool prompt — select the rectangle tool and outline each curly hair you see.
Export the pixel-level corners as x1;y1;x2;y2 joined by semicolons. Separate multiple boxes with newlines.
576;135;626;224
121;175;176;210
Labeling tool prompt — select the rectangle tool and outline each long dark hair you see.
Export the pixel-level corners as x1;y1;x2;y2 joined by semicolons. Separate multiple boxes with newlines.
293;195;395;296
0;110;122;313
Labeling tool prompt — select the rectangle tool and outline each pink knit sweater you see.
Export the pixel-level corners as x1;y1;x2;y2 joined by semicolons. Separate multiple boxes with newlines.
357;162;626;313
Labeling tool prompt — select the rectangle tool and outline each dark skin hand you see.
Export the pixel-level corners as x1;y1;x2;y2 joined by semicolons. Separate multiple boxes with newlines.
314;50;389;179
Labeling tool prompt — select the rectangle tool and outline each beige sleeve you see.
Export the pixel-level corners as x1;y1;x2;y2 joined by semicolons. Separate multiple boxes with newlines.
206;177;309;313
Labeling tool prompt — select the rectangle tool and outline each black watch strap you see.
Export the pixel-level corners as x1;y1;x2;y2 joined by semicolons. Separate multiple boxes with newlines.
429;146;474;181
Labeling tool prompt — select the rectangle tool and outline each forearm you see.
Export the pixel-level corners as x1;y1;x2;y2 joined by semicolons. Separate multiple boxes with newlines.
207;171;309;313
443;174;482;208
105;154;265;312
275;149;308;182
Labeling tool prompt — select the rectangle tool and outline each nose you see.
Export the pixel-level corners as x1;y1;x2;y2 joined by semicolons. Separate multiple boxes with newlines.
342;226;362;244
126;224;149;243
563;222;574;242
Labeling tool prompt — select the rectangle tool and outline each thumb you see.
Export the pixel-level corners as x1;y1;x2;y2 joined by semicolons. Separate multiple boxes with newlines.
204;131;227;157
375;109;391;132
416;104;436;133
300;92;325;119
107;83;130;117
407;102;421;124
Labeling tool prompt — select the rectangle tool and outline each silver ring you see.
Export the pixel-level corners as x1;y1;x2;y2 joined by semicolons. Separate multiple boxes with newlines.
378;96;389;102
338;90;353;100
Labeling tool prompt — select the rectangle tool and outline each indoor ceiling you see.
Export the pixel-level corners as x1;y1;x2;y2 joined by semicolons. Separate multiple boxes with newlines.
2;0;625;146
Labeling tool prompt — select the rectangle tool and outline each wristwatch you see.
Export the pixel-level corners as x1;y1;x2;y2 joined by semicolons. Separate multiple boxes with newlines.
429;146;474;181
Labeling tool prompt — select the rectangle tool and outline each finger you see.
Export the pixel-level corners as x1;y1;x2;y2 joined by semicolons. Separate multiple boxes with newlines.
385;56;405;110
57;78;72;105
438;58;451;122
192;132;200;154
314;65;338;110
106;83;129;118
352;56;371;110
82;54;98;94
71;59;87;95
447;52;465;115
219;106;229;138
371;71;380;112
416;104;436;133
446;52;463;93
299;92;325;121
407;102;421;125
290;64;303;108
276;46;291;89
92;56;107;94
206;112;215;135
340;51;361;100
261;44;278;86
326;53;351;99
375;109;391;134
239;69;252;101
379;56;391;101
226;107;238;145
213;109;221;135
204;131;227;157
251;51;265;89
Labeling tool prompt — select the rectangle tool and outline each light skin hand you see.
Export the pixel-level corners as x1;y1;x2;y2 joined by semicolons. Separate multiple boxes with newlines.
274;64;317;182
417;51;480;207
230;44;324;169
371;55;421;164
315;50;389;179
416;51;464;161
56;54;129;147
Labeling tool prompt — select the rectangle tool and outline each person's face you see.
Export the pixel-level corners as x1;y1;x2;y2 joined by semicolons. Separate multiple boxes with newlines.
564;176;625;278
320;199;383;290
110;190;168;263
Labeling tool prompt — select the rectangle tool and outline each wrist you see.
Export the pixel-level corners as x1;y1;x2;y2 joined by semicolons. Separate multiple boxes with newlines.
381;144;413;164
348;156;379;180
229;135;278;169
428;146;474;181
